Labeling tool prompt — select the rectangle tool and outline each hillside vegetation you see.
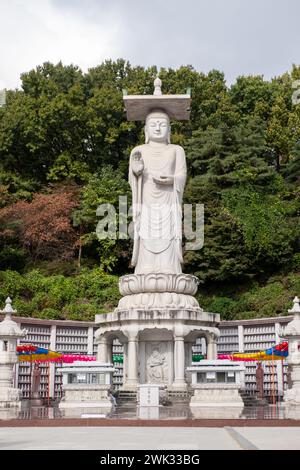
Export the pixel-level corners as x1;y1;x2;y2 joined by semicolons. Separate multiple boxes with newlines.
0;60;299;320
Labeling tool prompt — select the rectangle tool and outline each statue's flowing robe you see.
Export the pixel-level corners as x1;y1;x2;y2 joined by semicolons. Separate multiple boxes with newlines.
129;144;187;274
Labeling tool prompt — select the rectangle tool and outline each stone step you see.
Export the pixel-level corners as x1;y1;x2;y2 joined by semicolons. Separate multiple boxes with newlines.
239;391;267;406
116;390;138;404
166;390;192;404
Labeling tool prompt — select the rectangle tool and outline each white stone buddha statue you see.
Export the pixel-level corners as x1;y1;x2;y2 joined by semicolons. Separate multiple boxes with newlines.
129;109;187;275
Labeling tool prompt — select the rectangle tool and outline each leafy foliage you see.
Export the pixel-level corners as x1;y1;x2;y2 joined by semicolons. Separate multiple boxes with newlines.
0;268;120;321
0;186;79;263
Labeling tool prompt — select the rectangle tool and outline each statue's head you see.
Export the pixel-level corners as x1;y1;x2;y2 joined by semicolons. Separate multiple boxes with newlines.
145;109;171;144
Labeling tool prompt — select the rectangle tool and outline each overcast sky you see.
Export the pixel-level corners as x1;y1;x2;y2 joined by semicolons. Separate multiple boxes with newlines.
1;0;300;89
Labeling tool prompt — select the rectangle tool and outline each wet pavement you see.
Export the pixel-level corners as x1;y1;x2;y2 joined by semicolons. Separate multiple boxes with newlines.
0;425;300;449
0;402;290;421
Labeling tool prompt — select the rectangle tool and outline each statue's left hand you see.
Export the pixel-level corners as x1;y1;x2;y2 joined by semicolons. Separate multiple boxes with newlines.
153;175;174;186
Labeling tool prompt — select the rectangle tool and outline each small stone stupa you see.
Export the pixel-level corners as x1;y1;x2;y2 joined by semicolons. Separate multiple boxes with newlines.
0;297;26;408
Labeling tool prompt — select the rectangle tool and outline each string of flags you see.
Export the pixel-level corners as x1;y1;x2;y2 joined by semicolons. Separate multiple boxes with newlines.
218;342;289;362
16;345;96;363
17;341;290;364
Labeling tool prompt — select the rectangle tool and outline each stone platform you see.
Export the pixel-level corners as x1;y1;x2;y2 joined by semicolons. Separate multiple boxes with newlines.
58;362;114;411
95;307;220;392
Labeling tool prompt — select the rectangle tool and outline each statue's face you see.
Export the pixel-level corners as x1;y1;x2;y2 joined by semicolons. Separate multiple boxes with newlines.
146;115;169;143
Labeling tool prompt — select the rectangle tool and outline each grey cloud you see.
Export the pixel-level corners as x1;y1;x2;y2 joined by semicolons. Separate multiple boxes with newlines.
2;0;300;88
51;0;300;83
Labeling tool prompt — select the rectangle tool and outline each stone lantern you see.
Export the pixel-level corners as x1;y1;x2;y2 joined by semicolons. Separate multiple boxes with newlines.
283;296;300;418
0;297;27;408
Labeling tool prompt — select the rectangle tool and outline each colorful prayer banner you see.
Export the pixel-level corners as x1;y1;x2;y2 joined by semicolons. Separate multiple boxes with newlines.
218;341;288;362
17;345;96;363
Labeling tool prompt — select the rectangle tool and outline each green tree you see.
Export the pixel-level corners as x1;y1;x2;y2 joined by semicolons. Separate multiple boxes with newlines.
73;166;131;272
184;116;294;283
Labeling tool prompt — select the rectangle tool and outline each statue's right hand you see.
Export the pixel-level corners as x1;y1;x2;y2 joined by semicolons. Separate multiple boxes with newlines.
131;151;144;176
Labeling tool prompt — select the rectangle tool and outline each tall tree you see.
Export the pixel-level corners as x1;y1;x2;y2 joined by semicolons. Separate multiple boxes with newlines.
73;166;131;272
0;187;79;263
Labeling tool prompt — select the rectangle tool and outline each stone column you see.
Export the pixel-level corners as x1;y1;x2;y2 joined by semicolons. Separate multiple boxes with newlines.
185;342;193;367
125;335;138;388
49;325;56;399
139;341;146;383
275;322;284;397
173;336;186;389
238;325;244;353
107;340;113;364
283;297;300;417
122;342;127;386
184;341;193;386
201;337;207;357
87;326;94;355
207;333;218;360
0;298;27;408
97;336;108;363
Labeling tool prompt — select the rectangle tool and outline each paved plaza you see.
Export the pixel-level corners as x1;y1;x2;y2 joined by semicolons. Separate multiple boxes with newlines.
0;426;299;450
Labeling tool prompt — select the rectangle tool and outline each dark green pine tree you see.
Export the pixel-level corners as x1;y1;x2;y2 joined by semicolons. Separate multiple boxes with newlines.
284;138;300;185
183;116;283;284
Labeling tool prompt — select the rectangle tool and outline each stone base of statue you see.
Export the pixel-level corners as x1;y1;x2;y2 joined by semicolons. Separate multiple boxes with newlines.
117;274;200;310
95;276;220;394
117;293;200;310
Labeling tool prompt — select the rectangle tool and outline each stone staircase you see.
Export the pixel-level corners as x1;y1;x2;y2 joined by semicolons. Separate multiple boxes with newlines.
166;388;193;404
115;388;192;406
115;388;269;408
239;390;267;407
115;390;137;405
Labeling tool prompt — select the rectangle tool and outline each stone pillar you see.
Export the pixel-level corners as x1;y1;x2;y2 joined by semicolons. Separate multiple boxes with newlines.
87;326;94;355
107;339;113;364
0;298;27;408
184;341;193;385
238;325;244;353
275;322;284;397
185;342;193;367
201;337;206;357
283;297;300;417
49;325;56;399
173;336;186;389
125;335;138;388
122;342;128;386
139;341;146;383
97;336;108;363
